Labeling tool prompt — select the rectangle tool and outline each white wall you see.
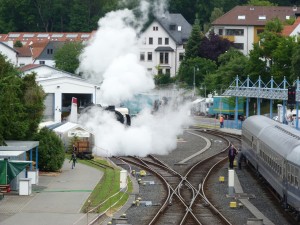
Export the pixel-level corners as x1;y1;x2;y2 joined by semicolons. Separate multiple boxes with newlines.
138;21;184;77
0;44;18;65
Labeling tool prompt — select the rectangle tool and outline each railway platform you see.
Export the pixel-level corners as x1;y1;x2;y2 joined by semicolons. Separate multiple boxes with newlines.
0;159;103;225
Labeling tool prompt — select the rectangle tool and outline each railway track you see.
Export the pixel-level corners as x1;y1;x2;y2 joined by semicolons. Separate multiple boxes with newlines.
111;129;242;225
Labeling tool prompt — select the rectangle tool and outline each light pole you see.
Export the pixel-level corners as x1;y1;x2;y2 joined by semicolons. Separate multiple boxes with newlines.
193;67;198;97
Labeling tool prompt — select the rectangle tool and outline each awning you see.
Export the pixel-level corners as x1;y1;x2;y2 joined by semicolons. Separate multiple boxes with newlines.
155;46;174;52
0;159;32;185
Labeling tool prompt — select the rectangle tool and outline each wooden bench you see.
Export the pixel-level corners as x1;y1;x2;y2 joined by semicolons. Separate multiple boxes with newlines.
0;185;11;193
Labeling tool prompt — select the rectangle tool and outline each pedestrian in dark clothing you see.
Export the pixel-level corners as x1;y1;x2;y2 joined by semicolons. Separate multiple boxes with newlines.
228;144;237;169
73;144;77;153
70;152;77;169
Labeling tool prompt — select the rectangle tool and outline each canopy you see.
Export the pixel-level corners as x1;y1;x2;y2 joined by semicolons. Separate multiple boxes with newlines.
0;159;31;185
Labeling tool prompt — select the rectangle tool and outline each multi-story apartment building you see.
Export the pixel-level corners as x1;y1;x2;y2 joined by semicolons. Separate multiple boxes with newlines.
138;13;192;77
211;6;300;55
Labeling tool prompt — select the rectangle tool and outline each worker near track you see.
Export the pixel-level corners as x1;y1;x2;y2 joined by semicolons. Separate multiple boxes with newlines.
219;115;224;128
70;152;77;169
228;144;237;169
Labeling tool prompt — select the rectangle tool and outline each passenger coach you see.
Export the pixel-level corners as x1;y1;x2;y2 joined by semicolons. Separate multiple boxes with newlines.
241;115;300;218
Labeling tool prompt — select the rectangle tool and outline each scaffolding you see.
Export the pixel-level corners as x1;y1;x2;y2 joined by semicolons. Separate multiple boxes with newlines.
222;76;299;129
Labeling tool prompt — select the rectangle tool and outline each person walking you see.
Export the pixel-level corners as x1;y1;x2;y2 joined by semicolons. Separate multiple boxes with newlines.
70;152;77;169
228;144;237;169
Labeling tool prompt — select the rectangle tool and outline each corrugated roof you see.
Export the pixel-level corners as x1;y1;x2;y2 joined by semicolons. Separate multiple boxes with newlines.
212;6;300;26
53;122;80;133
0;141;39;151
0;32;93;46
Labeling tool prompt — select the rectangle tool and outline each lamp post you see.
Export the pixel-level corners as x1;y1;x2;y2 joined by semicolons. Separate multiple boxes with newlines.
193;67;198;97
201;84;206;98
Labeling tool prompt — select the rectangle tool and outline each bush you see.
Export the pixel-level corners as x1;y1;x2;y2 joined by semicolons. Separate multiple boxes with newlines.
34;127;65;171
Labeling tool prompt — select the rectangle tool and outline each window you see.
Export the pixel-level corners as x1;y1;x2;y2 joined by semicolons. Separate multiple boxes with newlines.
225;29;244;36
258;15;266;20
166;69;170;74
140;52;145;61
233;43;244;50
39;61;45;65
149;37;153;45
158;38;162;45
153;26;158;31
47;49;53;54
238;15;246;20
160;52;169;64
218;29;223;35
257;29;264;35
158;69;163;74
165;38;169;45
179;53;184;61
147;52;152;61
170;24;176;30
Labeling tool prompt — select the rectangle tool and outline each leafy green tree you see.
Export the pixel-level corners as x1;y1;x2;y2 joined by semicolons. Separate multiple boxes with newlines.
205;48;249;94
0;54;27;142
0;54;45;144
34;127;65;172
154;73;173;86
184;18;202;60
271;36;296;82
246;0;277;6
22;73;45;138
54;42;84;74
176;57;217;88
14;40;23;47
291;43;300;81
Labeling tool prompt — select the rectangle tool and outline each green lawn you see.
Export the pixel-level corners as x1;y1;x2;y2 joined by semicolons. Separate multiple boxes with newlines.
78;157;133;213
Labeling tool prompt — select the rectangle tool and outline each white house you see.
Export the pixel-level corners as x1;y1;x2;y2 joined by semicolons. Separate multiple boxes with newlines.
211;6;300;55
20;64;100;123
0;42;18;65
138;13;192;77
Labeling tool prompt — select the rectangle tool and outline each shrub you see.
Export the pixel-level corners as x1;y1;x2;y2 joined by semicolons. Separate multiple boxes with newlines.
34;127;65;171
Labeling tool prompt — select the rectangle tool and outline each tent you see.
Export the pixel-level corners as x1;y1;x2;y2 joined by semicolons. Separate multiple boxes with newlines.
0;159;31;185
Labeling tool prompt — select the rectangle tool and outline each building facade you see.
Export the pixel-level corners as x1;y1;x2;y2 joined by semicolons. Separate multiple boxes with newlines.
211;6;300;55
138;14;192;77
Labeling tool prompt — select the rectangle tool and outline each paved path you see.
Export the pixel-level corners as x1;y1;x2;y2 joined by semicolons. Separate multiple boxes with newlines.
0;160;103;225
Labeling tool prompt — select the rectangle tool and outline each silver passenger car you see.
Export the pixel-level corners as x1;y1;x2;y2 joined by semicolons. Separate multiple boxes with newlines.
242;115;300;216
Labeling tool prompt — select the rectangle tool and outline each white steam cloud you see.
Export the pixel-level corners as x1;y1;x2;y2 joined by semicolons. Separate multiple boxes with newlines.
77;0;192;157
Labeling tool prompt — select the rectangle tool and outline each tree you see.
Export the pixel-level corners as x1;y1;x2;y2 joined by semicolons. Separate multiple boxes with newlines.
0;54;45;144
54;42;84;74
199;31;233;62
246;0;277;6
291;43;300;81
204;48;249;94
34;127;65;172
176;57;217;88
184;18;202;60
22;73;45;138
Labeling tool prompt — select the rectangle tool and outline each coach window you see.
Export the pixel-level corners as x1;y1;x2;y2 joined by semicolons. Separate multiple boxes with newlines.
295;168;299;188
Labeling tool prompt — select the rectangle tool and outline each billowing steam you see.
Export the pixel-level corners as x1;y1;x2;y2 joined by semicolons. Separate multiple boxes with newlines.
77;0;192;156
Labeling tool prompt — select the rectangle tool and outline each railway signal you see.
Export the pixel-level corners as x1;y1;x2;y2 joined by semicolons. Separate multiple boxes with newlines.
287;86;296;105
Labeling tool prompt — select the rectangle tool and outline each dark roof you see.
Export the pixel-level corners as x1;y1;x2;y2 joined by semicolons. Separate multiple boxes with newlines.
155;46;174;52
37;41;64;60
156;13;192;44
212;6;300;26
